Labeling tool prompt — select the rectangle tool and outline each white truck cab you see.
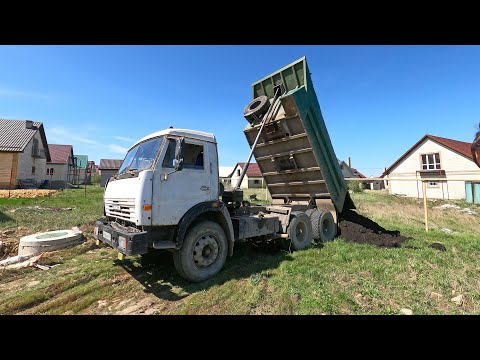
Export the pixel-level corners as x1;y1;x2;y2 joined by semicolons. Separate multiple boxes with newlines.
95;128;236;282
103;128;219;227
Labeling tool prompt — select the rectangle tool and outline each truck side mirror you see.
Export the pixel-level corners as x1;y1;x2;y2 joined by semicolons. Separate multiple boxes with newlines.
174;137;185;171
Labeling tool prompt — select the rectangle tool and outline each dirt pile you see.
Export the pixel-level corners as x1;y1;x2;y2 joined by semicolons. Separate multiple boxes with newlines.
338;210;408;248
0;190;57;198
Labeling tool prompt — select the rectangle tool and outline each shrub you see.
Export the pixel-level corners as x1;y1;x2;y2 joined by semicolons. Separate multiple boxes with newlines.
91;174;101;186
347;180;363;193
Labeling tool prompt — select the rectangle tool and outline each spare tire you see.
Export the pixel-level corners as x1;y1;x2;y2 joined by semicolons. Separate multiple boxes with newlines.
243;95;270;124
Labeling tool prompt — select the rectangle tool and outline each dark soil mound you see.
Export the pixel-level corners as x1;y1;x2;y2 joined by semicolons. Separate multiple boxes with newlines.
429;242;446;251
338;210;409;248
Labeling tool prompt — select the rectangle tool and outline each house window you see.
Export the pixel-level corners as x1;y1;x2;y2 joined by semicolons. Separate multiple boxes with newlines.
237;169;241;176
32;138;39;157
46;168;49;175
32;166;36;174
421;153;441;170
254;179;260;184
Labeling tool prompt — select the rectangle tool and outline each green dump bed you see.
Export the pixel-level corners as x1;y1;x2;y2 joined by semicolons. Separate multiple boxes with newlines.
243;57;354;213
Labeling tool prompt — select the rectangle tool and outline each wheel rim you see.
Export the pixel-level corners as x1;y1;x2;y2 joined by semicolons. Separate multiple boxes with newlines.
193;234;219;268
322;219;332;240
295;221;307;243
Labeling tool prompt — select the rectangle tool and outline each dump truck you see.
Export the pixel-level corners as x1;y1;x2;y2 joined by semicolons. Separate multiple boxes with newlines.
94;56;355;282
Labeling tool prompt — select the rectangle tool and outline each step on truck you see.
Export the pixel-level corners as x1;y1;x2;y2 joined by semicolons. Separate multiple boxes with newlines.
94;56;355;282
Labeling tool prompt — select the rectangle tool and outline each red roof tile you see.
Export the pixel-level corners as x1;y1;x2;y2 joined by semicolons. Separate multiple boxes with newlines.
351;167;366;178
428;135;472;159
236;162;262;177
384;134;474;175
48;144;73;164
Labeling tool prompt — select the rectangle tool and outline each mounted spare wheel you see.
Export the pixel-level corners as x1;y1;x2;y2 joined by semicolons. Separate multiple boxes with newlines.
307;209;336;242
18;229;84;256
243;95;270;125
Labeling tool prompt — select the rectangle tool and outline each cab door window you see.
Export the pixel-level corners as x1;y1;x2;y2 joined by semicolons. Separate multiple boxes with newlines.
162;139;204;170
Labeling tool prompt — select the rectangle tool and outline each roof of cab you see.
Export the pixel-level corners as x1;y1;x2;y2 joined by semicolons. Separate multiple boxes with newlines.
132;128;216;148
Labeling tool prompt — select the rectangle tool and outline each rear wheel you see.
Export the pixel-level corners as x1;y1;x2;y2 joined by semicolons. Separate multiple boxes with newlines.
308;209;336;242
173;220;228;282
278;211;313;251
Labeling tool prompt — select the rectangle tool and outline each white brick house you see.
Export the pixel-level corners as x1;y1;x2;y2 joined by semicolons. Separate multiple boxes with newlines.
383;134;480;200
229;162;265;189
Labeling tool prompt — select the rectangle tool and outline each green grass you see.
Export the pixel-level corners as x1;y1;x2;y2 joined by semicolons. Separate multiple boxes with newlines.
0;186;104;231
1;189;480;314
241;188;272;205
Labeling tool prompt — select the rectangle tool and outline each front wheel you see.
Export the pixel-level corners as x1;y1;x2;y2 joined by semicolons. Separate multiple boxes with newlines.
173;220;228;282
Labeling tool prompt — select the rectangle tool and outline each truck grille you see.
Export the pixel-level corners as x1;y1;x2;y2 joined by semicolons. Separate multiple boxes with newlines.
105;198;136;222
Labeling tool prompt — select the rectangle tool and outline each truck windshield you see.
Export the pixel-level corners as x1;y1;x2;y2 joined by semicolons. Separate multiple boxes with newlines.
118;137;163;173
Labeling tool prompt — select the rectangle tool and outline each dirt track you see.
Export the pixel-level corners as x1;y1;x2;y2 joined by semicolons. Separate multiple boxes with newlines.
338;210;408;247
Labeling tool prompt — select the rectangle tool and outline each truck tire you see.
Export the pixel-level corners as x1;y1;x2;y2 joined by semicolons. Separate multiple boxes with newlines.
307;209;336;242
243;95;270;124
172;220;228;282
279;211;313;251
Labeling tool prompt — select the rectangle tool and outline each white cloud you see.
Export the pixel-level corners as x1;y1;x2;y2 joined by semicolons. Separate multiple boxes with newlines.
49;127;97;145
114;136;135;142
108;144;128;154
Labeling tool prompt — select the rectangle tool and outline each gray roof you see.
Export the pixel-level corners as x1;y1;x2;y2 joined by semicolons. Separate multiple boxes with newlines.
0;119;51;161
99;159;123;170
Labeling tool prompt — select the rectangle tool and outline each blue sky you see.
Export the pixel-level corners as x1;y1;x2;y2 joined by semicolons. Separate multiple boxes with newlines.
0;45;479;176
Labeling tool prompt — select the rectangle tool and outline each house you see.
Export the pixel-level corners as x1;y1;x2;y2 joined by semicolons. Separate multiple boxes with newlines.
338;160;366;179
0;119;50;189
99;159;123;187
229;162;265;189
383;134;480;200
367;176;385;191
338;159;380;190
76;155;89;184
219;166;234;188
87;161;96;176
46;144;78;188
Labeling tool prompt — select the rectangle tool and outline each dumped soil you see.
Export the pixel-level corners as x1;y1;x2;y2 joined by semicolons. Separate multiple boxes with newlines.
429;243;447;252
338;210;408;248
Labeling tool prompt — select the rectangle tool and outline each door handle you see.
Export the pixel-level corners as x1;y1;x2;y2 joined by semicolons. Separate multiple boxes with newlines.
201;186;210;191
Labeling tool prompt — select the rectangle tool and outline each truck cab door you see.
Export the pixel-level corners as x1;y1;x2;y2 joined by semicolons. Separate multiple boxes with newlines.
152;137;213;226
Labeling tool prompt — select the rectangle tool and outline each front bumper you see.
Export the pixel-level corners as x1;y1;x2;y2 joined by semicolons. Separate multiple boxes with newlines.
94;220;150;256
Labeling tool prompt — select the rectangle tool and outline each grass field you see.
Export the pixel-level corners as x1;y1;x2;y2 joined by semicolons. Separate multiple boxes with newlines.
1;188;479;314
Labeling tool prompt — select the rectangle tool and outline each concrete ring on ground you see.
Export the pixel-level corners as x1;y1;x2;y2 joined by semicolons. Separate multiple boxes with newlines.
18;230;84;256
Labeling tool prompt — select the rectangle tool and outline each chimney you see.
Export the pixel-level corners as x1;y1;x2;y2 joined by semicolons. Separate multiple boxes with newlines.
25;120;33;129
348;157;351;168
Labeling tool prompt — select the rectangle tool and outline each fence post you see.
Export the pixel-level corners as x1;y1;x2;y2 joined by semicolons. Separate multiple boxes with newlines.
422;180;428;232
